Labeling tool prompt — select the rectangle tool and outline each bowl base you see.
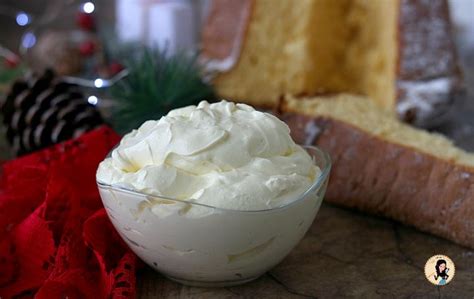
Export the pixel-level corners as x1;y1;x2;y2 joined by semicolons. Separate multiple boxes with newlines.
165;274;261;287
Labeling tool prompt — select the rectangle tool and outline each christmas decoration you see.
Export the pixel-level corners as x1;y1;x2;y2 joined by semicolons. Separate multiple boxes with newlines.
0;57;25;161
0;3;216;298
28;30;86;76
79;40;97;57
109;47;215;133
0;64;24;93
0;8;139;297
19;2;101;78
76;12;95;32
0;69;104;156
0;126;138;298
108;62;125;76
0;45;25;92
3;56;20;69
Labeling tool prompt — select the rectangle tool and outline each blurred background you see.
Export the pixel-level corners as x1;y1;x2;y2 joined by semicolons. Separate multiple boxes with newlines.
1;0;472;79
0;0;473;153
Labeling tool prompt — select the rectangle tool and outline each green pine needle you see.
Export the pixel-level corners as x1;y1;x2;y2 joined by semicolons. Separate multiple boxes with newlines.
0;65;25;95
109;47;215;134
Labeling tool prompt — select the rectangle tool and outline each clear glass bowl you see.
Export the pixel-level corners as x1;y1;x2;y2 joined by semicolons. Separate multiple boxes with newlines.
97;145;331;287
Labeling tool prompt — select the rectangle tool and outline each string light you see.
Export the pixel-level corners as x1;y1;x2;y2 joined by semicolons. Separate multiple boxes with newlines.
94;79;104;88
88;95;98;105
21;32;36;48
16;12;30;26
83;2;95;14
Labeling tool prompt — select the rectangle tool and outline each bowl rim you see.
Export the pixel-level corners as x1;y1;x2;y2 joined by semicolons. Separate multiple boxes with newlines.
97;145;331;214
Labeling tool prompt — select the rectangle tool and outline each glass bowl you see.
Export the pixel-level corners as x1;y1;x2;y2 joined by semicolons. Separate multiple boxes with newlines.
97;145;331;287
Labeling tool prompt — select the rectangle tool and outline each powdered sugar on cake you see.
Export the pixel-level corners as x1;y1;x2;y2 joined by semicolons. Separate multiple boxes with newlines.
397;77;455;127
397;0;461;127
398;0;458;80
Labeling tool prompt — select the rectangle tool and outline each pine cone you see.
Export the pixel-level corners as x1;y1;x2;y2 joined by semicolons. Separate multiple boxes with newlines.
0;69;104;156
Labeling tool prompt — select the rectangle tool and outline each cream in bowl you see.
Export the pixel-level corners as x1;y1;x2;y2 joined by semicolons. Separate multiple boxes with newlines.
96;100;331;287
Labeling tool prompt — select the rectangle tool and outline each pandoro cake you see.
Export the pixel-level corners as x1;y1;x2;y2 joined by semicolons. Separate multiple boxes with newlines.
281;94;474;248
201;0;461;126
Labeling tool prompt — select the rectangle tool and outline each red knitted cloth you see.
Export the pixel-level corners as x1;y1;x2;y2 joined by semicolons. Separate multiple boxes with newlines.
0;126;137;299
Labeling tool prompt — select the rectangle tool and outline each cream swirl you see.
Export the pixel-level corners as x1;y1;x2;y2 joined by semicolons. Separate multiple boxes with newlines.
97;100;318;210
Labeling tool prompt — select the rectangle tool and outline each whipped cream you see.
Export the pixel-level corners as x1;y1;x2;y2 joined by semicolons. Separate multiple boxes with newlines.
97;100;318;211
96;101;328;285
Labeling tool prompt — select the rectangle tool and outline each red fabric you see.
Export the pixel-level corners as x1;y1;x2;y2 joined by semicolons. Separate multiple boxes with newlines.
0;126;138;299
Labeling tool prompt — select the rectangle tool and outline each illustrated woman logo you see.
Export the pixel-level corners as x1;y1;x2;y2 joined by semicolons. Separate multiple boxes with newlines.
424;255;455;286
433;259;449;285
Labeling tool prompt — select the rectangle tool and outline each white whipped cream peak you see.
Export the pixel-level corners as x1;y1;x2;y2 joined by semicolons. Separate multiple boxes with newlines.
97;100;318;210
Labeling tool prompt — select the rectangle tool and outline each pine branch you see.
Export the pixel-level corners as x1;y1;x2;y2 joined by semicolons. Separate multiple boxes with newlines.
109;47;215;134
0;65;25;94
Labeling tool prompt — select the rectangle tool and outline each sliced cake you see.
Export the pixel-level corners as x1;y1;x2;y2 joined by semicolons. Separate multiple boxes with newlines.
281;94;474;248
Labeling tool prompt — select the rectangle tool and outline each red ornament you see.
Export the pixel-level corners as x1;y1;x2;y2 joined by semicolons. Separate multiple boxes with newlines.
4;56;20;69
79;41;96;56
109;62;124;75
76;12;95;31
